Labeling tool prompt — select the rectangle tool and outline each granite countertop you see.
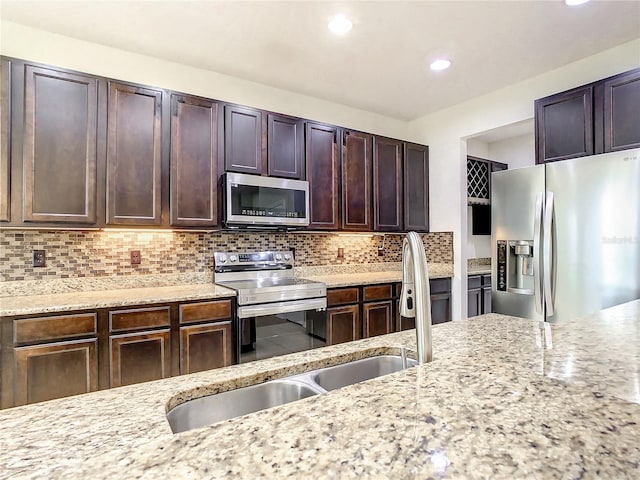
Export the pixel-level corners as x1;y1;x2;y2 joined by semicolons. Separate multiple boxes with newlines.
300;262;452;288
1;300;638;479
467;265;491;275
0;264;453;317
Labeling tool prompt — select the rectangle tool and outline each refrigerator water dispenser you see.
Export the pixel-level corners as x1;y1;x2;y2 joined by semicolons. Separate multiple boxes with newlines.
496;240;534;295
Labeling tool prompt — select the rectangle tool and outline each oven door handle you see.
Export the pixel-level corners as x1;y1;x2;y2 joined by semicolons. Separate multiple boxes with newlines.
237;298;327;319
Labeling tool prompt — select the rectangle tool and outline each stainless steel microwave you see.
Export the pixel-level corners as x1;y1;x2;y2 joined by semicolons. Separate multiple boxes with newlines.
223;172;310;228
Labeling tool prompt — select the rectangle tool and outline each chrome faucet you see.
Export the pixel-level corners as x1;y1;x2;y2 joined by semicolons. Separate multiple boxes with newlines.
400;231;433;364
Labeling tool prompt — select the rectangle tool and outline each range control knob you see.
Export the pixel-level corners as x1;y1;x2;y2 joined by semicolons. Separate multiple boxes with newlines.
284;253;292;261
275;254;282;261
229;255;238;263
218;254;227;263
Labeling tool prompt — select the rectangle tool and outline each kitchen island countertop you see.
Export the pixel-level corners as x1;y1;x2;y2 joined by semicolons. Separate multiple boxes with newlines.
1;300;638;479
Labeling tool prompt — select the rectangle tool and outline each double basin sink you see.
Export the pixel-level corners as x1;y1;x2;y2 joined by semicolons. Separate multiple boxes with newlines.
168;354;417;433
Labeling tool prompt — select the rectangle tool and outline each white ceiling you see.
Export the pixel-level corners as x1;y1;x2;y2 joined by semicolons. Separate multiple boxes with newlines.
1;1;639;120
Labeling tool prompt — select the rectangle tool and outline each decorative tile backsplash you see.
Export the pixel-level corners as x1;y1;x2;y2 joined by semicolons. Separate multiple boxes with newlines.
0;230;453;282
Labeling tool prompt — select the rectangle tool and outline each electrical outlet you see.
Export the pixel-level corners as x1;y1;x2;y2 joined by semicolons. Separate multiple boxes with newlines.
33;250;46;267
337;247;345;259
130;250;141;265
378;246;385;256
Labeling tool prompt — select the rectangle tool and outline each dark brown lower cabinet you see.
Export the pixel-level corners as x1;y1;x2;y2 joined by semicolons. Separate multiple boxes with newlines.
363;301;393;337
395;278;452;328
109;330;170;387
362;284;394;338
180;322;232;374
326;305;361;345
14;339;98;406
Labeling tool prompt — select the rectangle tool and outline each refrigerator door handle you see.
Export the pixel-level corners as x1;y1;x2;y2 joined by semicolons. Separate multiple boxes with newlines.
533;192;544;314
543;191;555;317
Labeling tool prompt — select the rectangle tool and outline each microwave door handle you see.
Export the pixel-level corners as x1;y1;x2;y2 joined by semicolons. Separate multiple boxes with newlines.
533;193;544;315
543;192;555;317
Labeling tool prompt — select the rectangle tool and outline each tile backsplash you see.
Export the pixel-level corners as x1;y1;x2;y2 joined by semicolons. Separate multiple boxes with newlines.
0;230;453;282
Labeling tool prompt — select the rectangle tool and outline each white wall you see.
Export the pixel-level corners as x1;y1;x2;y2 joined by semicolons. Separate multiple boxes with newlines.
0;21;408;139
488;134;536;170
408;38;640;320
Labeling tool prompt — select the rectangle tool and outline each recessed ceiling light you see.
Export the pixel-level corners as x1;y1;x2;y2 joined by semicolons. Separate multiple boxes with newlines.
565;0;590;5
328;14;352;36
430;59;451;71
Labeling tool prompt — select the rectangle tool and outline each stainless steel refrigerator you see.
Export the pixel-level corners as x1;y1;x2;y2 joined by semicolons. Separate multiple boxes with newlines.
491;148;640;323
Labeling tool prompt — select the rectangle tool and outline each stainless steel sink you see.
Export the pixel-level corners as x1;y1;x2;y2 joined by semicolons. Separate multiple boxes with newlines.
167;353;417;433
310;355;417;391
167;379;322;433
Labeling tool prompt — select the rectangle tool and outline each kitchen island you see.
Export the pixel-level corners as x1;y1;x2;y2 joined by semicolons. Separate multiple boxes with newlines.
0;299;638;478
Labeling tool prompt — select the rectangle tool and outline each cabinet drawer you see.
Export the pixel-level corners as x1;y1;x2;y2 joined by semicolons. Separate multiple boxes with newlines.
14;313;97;344
363;284;393;302
481;274;492;287
109;306;170;332
179;300;232;325
468;275;482;289
327;288;359;307
430;278;451;294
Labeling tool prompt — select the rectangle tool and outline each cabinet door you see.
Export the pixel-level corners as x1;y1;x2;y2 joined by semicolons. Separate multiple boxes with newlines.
481;274;492;314
109;330;170;387
535;85;593;164
431;293;452;324
404;143;429;232
268;113;304;179
107;82;162;225
170;93;218;227
342;131;372;230
603;69;640;152
373;137;403;232
483;287;492;314
327;305;361;345
23;65;98;223
306;122;339;229
180;321;232;374
224;105;263;174
14;339;98;406
0;59;10;222
467;288;481;318
363;300;393;338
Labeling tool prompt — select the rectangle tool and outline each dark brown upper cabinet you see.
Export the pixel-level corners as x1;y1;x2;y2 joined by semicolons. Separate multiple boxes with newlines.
535;85;593;164
170;93;219;227
224;105;264;175
535;67;640;164
404;143;430;232
0;58;10;222
373;137;403;232
106;81;162;225
267;113;304;179
341;130;372;231
306;122;340;229
602;68;640;153
22;65;98;223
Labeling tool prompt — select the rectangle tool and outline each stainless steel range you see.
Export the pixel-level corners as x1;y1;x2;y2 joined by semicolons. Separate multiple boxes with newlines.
214;250;327;363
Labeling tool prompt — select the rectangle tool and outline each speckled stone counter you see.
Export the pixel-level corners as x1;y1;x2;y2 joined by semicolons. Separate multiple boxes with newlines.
1;300;638;479
0;264;453;317
299;262;452;288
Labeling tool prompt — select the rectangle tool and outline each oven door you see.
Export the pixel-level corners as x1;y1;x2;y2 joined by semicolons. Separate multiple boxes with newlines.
236;298;327;364
224;172;309;227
